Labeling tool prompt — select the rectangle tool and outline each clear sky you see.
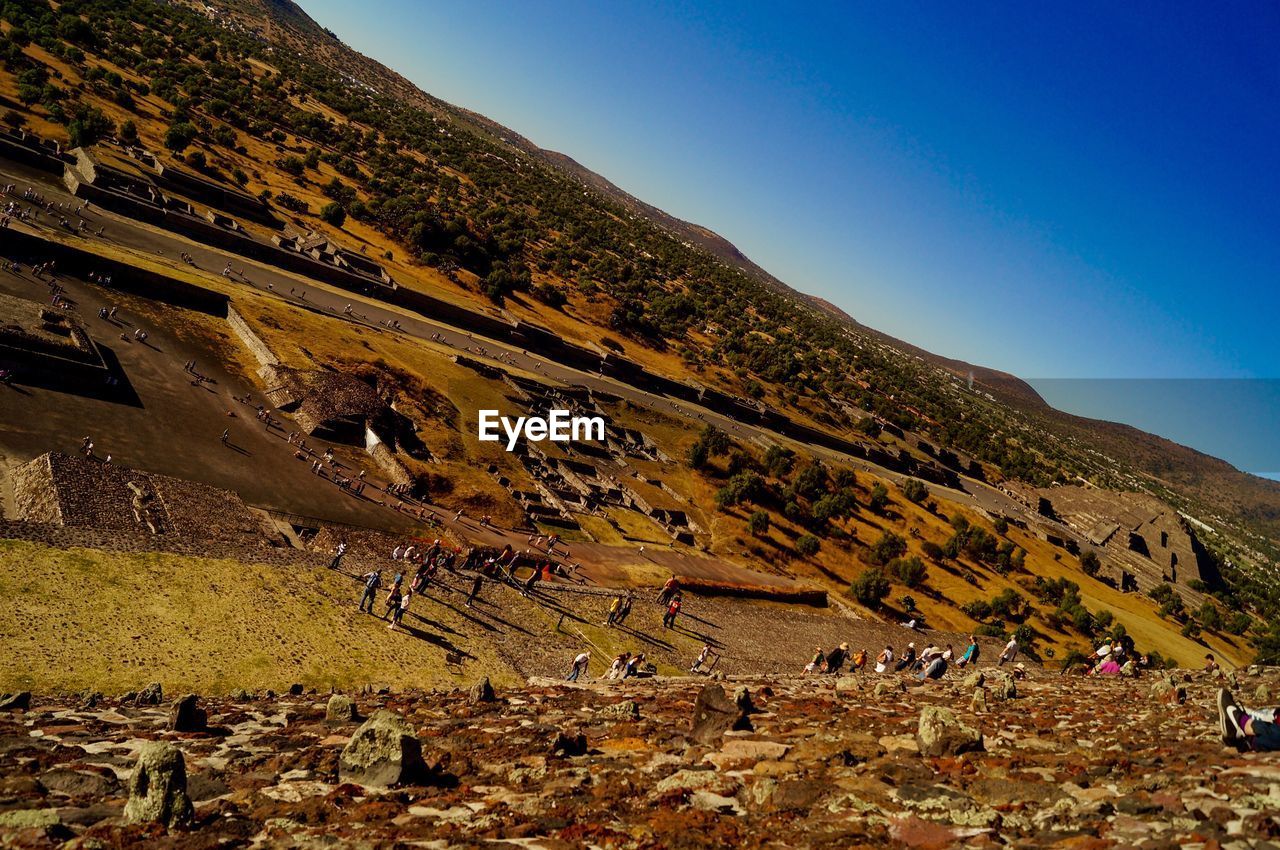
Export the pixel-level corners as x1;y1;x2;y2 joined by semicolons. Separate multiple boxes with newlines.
298;1;1280;474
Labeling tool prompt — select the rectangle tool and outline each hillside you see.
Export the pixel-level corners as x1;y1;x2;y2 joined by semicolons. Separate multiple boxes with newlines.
0;0;1276;668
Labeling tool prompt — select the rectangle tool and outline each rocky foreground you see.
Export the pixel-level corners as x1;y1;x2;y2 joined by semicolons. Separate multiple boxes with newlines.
0;669;1278;849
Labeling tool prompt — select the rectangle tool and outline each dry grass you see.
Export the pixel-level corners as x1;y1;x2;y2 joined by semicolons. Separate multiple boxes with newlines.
0;540;524;695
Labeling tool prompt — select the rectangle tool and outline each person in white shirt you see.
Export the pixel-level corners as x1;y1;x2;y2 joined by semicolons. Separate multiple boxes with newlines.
998;637;1019;665
566;651;590;682
875;645;894;674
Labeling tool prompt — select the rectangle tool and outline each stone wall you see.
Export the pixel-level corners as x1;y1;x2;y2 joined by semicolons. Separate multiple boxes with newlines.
226;307;279;368
8;454;63;524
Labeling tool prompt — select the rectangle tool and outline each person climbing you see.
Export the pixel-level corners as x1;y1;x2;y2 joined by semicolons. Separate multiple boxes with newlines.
918;646;950;681
657;576;679;606
605;652;630;680
874;645;895;674
893;642;917;672
382;584;402;620
803;646;825;674
690;644;716;674
622;653;646;679
825;643;850;674
357;569;382;613
956;636;980;668
615;592;634;625
851;647;868;672
566;651;590;682
1218;689;1280;751
604;595;623;627
998;636;1020;666
1204;653;1221;674
466;573;484;608
662;595;682;629
329;541;347;570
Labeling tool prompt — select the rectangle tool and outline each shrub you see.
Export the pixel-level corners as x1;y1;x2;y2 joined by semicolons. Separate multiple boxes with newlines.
1080;550;1101;578
850;568;890;607
920;540;945;561
975;623;1006;639
320;202;346;227
901;478;927;504
747;510;770;537
868;482;889;513
795;534;821;558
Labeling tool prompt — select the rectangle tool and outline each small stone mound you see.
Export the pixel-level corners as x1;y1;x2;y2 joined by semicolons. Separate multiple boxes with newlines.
326;693;359;725
0;691;31;711
339;709;428;787
916;705;983;757
690;684;752;744
469;677;496;704
136;682;163;706
596;700;641;722
123;741;194;830
168;694;207;732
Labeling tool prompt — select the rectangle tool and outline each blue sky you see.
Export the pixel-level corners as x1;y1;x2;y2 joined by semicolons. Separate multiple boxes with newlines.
299;1;1280;474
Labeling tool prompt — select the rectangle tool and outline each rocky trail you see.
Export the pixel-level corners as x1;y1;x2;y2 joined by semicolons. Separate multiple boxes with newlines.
0;667;1278;849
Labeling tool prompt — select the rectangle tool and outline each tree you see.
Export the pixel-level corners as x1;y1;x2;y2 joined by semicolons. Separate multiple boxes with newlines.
164;121;198;153
901;478;927;504
119;118;137;143
868;530;907;566
1198;601;1223;633
795;534;821;558
868;482;889;513
747;510;770;537
850;568;890;607
320;202;347;228
66;103;115;148
1080;550;1101;578
687;440;709;470
887;555;927;588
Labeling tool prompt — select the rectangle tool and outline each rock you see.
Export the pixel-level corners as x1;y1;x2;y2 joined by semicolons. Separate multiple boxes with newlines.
962;671;986;690
468;677;496;704
550;730;588;756
971;687;988;713
596;700;640;722
874;681;906;697
733;686;757;714
1255;684;1270;704
77;691;103;710
0;808;60;829
123;741;194;830
326;693;359;724
40;768;117;798
339;710;428;787
655;768;739;796
288;683;305;696
834;676;861;694
0;691;32;711
716;738;790;762
916;705;983;757
136;682;163;706
168;694;207;732
690;684;752;744
987;672;1016;701
230;689;252;701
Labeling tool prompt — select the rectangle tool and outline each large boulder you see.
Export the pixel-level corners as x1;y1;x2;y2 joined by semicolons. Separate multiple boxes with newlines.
690;684;752;744
339;710;428;787
168;695;207;733
123;741;194;830
550;729;588;757
326;694;359;724
987;672;1016;701
916;705;983;757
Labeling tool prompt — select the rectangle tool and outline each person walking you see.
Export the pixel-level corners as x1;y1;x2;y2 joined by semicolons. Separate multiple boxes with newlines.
566;651;590;682
998;636;1019;666
329;541;347;570
604;595;623;627
662;595;682;629
220;429;229;446
466;573;484;607
357;569;382;613
389;589;411;630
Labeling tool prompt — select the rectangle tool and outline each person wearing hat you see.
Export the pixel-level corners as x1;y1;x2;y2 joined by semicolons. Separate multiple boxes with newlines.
825;643;849;674
894;642;917;672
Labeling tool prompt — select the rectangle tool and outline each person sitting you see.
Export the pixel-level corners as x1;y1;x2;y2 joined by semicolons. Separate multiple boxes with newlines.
1218;688;1280;751
918;652;948;681
1203;653;1220;674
